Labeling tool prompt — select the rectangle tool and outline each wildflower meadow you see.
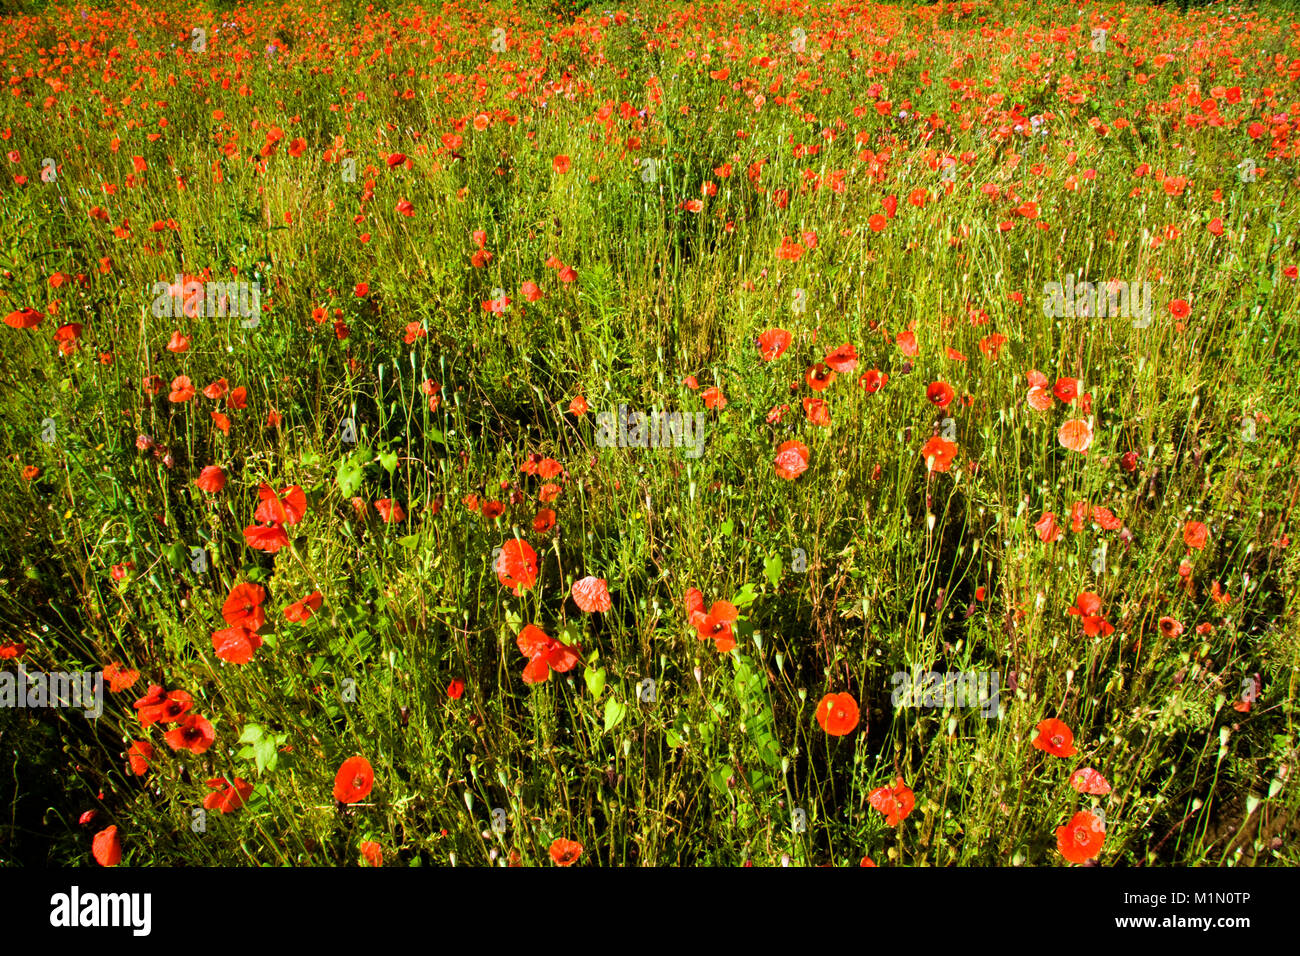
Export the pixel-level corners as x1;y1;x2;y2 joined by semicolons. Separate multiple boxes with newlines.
0;0;1297;880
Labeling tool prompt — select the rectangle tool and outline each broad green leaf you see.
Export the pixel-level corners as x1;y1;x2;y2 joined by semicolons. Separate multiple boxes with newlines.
337;457;365;497
585;666;607;698
731;582;759;609
763;554;783;590
164;542;187;570
238;723;264;745
254;737;277;773
603;696;626;732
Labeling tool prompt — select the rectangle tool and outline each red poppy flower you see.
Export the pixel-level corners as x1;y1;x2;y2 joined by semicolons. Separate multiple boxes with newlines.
571;576;612;613
533;509;556;533
758;328;792;362
774;440;809;480
776;236;805;261
496;539;539;593
702;386;727;410
1067;591;1114;636
684;588;705;618
53;322;82;355
222;582;266;631
169;375;196;402
553;154;571;174
815;692;860;736
688;599;740;653
516;624;581;684
361;841;384;867
1056;810;1105;864
204;777;254;813
164;714;216;754
103;662;139;693
549;838;583;866
979;333;1007;360
126;740;153;776
568;395;587;416
284;591;323;623
4;307;45;329
212;625;263;664
920;436;957;472
375;499;406;523
824;343;858;373
538;457;565;479
447;679;465;699
196;465;226;493
334;755;374;804
1091;506;1122;531
134;687;192;727
1034;512;1063;543
1058;419;1093;453
1070;500;1089;534
1183;521;1208;550
1069;767;1112;795
255;484;307;525
243;523;290;553
1052;377;1079;404
1169;298;1190;320
1031;717;1077;758
1026;385;1053;411
803;397;830;426
859;369;888;392
895;330;919;357
805;362;836;391
92;825;122;866
926;381;954;408
868;776;915;826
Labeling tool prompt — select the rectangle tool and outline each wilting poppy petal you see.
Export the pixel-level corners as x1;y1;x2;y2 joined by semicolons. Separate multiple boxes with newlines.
1058;419;1093;453
92;825;122;866
571;576;612;613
